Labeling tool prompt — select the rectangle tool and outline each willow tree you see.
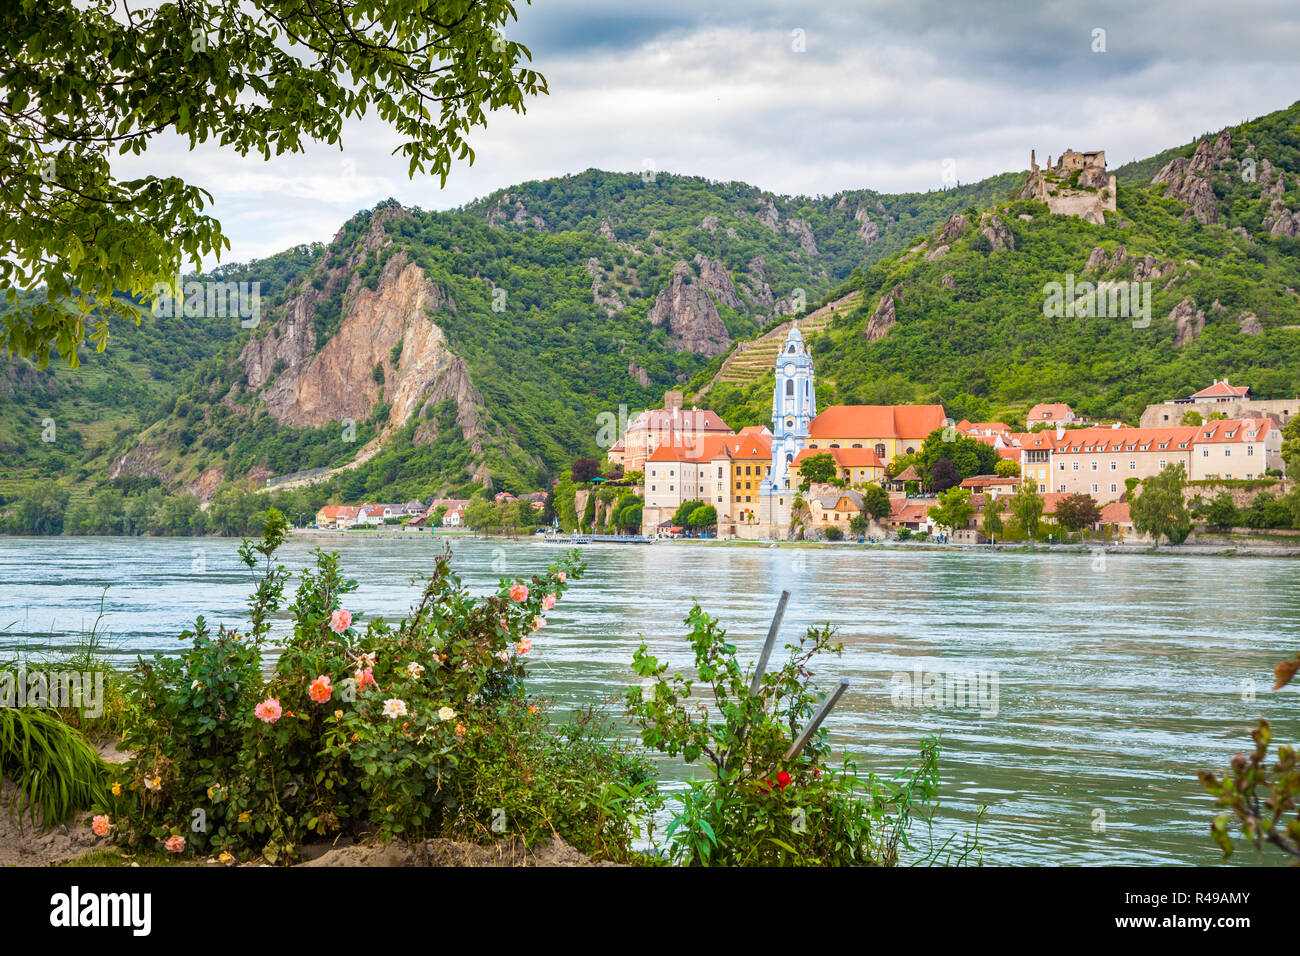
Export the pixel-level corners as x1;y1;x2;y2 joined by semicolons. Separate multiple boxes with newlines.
1;0;546;367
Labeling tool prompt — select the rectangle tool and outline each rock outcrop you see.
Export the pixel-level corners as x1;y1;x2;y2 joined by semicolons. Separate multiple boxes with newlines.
979;213;1015;252
585;257;626;317
937;214;968;244
1152;130;1231;225
254;249;488;462
1239;312;1263;335
646;258;735;355
864;285;902;341
854;207;879;246
1169;298;1206;347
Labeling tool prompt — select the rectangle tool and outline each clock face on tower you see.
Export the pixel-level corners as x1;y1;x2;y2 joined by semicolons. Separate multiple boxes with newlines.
784;363;795;376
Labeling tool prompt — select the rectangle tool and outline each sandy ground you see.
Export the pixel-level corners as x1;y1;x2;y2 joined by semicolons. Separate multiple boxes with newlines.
300;835;616;867
3;738;611;867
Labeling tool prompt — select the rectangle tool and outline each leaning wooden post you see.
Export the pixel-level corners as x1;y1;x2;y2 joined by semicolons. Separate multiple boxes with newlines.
749;590;790;697
784;677;850;761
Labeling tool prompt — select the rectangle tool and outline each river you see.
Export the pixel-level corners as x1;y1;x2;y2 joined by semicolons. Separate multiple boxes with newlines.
2;533;1296;866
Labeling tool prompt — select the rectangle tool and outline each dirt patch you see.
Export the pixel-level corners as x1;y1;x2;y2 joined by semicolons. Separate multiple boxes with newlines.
301;835;620;867
0;776;110;867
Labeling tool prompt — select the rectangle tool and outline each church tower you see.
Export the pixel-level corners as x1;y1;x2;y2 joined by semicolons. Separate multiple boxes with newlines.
761;322;816;495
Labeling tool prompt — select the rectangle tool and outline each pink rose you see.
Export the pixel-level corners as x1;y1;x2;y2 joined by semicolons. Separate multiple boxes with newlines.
557;572;567;584
542;593;557;611
163;834;186;854
531;616;547;632
329;609;353;633
91;814;112;837
309;675;333;703
355;667;376;691
515;638;533;655
254;698;282;723
509;584;530;603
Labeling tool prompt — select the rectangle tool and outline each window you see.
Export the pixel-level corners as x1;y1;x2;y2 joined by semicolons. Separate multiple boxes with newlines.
1158;459;1166;469
1039;483;1046;493
785;380;794;396
1202;448;1209;457
1091;483;1098;493
1072;462;1079;471
1110;483;1117;493
1059;463;1065;470
875;443;886;458
1109;462;1117;471
1058;483;1066;492
1090;461;1098;471
1129;460;1136;470
1247;446;1255;457
1224;448;1231;457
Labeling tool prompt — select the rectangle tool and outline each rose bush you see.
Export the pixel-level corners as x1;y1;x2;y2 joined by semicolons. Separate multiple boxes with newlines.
94;509;652;863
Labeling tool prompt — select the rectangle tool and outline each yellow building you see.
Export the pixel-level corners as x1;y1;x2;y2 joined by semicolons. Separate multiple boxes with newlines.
792;446;885;487
803;405;947;470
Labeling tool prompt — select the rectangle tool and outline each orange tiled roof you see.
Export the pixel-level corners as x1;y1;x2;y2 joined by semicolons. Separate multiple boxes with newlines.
1191;380;1250;399
318;505;360;519
1027;403;1073;421
809;405;947;441
627;408;733;434
1052;425;1198;454
647;433;735;463
1099;501;1132;524
1194;417;1274;443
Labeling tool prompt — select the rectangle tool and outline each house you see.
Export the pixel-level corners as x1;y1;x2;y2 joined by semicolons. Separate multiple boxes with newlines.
1188;417;1282;480
806;487;865;535
1026;403;1076;427
956;420;1013;437
1050;427;1196;503
1098;500;1134;537
887;464;921;492
887;497;934;532
519;492;550;511
803;404;947;470
959;475;1019;499
613;391;735;472
354;504;392;526
1140;378;1300;428
315;505;360;529
641;431;774;535
792;446;885;487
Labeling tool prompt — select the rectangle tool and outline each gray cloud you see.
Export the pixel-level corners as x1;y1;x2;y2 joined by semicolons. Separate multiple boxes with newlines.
117;0;1300;265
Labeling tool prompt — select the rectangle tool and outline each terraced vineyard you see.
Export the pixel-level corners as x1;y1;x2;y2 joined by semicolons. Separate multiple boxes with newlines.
695;289;863;399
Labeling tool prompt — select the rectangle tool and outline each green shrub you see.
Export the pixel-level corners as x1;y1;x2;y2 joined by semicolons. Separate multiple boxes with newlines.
627;605;973;866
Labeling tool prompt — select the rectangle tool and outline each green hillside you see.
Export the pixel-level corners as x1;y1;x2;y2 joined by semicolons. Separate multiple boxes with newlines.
696;103;1300;432
4;101;1300;534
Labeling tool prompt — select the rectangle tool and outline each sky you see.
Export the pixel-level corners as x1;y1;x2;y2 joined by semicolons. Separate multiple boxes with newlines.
117;0;1300;266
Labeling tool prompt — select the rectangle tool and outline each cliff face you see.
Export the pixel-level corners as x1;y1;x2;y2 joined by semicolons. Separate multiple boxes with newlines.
646;256;741;355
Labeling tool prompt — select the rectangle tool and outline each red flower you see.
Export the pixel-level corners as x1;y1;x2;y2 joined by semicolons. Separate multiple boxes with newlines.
777;771;791;789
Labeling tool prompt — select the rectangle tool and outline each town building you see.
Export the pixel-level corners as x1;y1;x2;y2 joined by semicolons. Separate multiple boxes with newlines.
792;446;885;486
1025;403;1076;427
803;404;946;470
1139;379;1300;428
315;505;360;529
611;390;735;472
641;429;774;535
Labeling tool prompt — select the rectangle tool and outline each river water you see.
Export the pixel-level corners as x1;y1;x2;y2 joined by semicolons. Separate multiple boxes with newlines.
2;533;1296;866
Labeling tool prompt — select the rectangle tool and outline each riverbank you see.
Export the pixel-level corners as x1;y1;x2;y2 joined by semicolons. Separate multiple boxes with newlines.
287;525;1300;559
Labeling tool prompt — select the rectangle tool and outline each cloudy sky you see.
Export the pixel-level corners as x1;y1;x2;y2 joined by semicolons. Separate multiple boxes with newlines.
121;0;1300;266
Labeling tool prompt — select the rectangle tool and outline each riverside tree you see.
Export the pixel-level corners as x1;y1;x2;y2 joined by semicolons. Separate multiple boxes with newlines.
1131;463;1193;545
1009;480;1044;539
927;487;973;533
1;0;546;367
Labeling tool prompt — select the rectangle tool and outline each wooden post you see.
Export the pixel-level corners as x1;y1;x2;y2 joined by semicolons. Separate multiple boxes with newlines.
749;590;790;697
784;677;850;761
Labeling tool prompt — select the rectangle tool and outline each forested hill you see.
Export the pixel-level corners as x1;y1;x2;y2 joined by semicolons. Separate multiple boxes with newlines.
2;166;1021;506
5;100;1300;517
695;101;1300;432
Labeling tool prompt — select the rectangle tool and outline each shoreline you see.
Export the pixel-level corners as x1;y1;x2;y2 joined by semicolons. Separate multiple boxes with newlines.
284;527;1300;558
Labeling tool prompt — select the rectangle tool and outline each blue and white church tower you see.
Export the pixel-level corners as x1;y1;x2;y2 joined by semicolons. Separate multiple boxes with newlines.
761;322;816;497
